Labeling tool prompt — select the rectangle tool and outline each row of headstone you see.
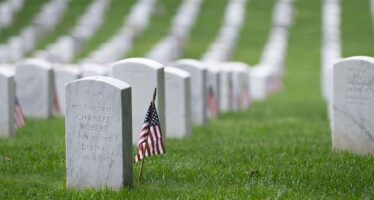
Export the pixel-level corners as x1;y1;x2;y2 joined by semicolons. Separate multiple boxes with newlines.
250;0;294;101
0;0;24;29
0;56;252;138
1;49;277;187
194;0;250;118
146;0;203;63
82;0;156;63
64;57;258;189
34;0;110;63
201;0;247;62
0;59;111;123
321;0;342;107
0;0;68;63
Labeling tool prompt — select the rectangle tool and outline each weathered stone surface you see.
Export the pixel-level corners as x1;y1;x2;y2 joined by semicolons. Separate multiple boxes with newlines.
111;58;165;144
65;76;133;189
333;56;374;155
15;59;53;118
0;68;15;137
172;59;207;125
164;67;191;138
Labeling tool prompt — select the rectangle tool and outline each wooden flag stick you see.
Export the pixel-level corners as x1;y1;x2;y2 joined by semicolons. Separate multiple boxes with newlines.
152;88;157;104
138;156;145;183
137;88;157;184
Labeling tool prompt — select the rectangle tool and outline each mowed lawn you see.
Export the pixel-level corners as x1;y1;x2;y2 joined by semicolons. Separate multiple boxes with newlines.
1;0;374;199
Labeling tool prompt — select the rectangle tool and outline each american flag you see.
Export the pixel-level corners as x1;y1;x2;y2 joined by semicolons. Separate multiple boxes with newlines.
134;101;165;163
14;97;25;128
208;87;218;118
52;88;60;114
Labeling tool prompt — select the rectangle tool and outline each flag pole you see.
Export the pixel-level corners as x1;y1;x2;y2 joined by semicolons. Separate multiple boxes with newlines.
138;88;157;184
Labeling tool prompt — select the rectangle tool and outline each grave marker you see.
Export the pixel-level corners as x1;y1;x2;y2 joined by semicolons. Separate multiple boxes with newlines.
111;58;166;144
172;59;207;125
15;59;53;118
164;67;191;138
0;68;15;137
333;56;374;155
65;76;133;189
54;66;80;115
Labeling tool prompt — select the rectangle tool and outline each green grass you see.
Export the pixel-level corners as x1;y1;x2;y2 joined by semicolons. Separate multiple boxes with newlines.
183;0;228;59
341;0;374;56
233;0;276;65
126;0;183;57
0;0;49;44
34;0;93;52
1;0;374;199
76;0;137;61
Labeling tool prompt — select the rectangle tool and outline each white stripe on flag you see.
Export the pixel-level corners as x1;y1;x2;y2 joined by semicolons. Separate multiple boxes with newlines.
156;126;164;154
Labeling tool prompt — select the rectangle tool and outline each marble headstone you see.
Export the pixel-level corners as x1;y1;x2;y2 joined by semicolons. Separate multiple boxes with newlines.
250;66;272;101
227;66;241;111
65;76;133;189
164;67;191;138
333;56;374;155
231;62;251;110
15;59;53;118
54;66;80;115
0;68;16;137
80;63;108;77
172;59;207;125
111;58;166;144
206;66;221;119
217;65;233;113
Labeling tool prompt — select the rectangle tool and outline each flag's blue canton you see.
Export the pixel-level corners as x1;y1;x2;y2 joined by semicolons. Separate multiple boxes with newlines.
144;103;160;126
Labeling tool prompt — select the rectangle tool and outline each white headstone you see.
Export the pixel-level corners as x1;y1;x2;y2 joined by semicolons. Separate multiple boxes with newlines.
111;58;166;144
8;36;24;62
230;62;251;110
15;59;53;118
65;76;133;189
20;27;37;53
172;59;207;125
0;68;16;137
333;56;374;155
54;66;80;115
206;66;221;119
80;63;108;77
164;67;191;138
0;45;10;64
223;64;243;111
216;64;233;113
250;66;272;101
0;3;12;28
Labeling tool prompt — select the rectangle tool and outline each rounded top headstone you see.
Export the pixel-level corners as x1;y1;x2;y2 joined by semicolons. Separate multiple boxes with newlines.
17;58;52;70
165;67;190;79
112;58;164;70
68;76;131;90
335;56;374;67
173;59;206;70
